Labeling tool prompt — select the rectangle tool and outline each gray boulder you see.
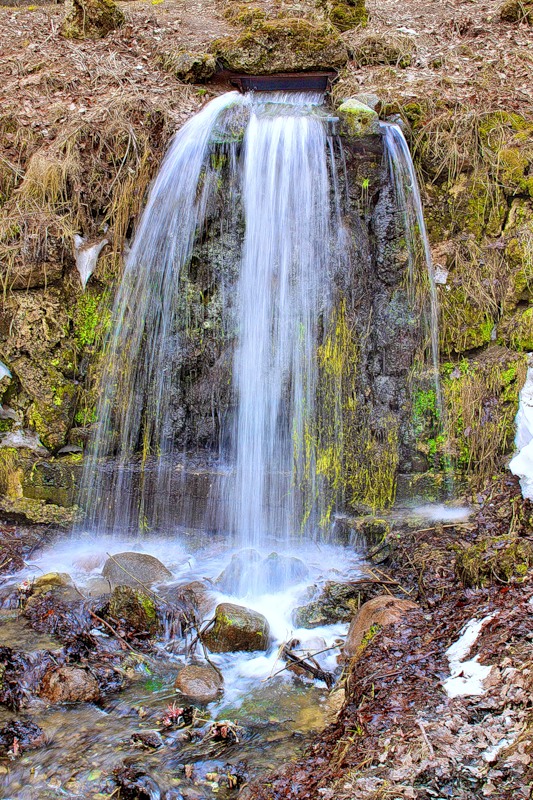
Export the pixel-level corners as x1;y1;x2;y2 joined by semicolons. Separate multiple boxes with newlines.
102;552;172;589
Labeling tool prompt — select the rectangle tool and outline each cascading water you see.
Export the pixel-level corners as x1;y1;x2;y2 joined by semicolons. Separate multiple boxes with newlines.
78;92;247;535
228;93;335;552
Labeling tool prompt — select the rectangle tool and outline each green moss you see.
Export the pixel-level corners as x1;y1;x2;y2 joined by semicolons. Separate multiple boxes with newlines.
73;290;111;348
498;306;533;351
455;536;533;588
61;0;124;39
444;349;527;482
338;99;380;137
328;0;367;32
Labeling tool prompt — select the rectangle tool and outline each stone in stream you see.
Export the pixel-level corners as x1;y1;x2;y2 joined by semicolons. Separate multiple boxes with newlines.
39;665;101;703
292;580;377;628
102;552;173;589
106;585;161;637
201;603;270;653
174;665;223;703
343;595;419;660
215;550;308;595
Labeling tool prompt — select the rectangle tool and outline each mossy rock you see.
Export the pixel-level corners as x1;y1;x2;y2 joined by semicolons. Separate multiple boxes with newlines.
478;111;533;198
158;51;217;84
61;0;124;39
223;3;267;27
212;18;348;74
328;0;367;32
21;458;82;507
500;0;533;23
498;306;533;351
107;586;160;637
0;496;77;526
455;535;533;588
201;602;270;653
338;99;380;137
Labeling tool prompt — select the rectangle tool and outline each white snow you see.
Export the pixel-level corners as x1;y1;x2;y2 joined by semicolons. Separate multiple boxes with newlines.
443;614;496;699
0;360;11;381
74;235;109;289
509;364;533;499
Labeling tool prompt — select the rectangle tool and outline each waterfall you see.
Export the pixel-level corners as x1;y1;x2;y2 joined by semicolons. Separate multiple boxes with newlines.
227;92;335;549
380;122;449;477
78;92;246;535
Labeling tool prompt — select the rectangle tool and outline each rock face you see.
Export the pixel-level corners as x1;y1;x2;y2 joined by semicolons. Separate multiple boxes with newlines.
107;585;160;637
61;0;124;39
174;665;223;703
102;552;173;588
343;595;419;659
40;666;100;703
202;603;270;653
213;18;348;74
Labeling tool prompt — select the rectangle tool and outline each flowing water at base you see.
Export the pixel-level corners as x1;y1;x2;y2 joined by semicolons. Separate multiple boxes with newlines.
0;533;364;799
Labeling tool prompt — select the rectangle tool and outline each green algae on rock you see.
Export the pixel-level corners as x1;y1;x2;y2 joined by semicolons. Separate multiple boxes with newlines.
337;99;380;137
212;18;348;74
202;603;270;653
61;0;124;39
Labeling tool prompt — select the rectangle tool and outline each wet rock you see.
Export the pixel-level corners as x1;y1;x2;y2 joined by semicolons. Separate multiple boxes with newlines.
160;580;215;620
22;458;82;507
39;665;100;703
202;603;270;653
332;515;390;546
174;665;223;703
215;549;262;594
215;550;308;595
343;595;419;659
32;572;74;592
0;718;45;755
61;0;124;39
262;553;309;591
338;99;380;137
212;18;348;74
131;730;164;749
113;763;162;800
84;576;112;598
292;581;376;628
102;552;173;589
107;585;160;637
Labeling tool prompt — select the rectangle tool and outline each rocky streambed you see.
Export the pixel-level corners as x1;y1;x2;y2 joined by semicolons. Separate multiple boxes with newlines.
0;523;378;799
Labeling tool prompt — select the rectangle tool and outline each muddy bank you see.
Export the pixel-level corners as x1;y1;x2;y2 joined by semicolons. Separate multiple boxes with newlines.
247;476;533;800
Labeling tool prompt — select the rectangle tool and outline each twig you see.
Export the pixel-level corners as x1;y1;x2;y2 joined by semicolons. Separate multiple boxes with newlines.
416;719;434;758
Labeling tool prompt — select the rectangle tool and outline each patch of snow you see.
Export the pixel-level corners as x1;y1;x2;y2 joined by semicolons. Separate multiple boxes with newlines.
443;614;496;698
482;736;514;763
434;265;448;285
74;235;109;290
509;363;533;498
0;360;12;381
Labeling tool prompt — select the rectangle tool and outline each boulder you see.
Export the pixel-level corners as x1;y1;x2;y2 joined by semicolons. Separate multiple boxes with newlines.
161;580;215;619
215;550;308;595
102;552;173;589
212;18;348;74
343;595;419;659
61;0;124;38
174;665;223;703
338;99;380;137
39;666;100;703
202;603;270;653
292;580;375;628
107;585;160;637
159;50;217;83
32;572;74;593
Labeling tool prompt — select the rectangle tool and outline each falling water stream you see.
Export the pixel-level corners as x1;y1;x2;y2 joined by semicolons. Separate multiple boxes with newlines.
0;95;459;798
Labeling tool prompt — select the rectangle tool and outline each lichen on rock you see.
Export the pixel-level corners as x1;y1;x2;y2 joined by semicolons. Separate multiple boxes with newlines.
337;98;380;137
61;0;124;39
212;18;349;74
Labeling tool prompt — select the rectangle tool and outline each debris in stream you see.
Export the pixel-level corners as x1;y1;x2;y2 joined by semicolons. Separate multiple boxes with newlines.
203;719;243;744
160;703;196;729
113;762;162;799
0;718;45;756
130;730;164;749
